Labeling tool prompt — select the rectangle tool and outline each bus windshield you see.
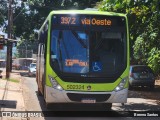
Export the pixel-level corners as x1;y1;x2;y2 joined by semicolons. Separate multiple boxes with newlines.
50;14;127;77
50;30;89;73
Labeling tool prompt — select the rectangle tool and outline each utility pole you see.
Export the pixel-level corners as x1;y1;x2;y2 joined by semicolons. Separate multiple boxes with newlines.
10;0;13;72
6;0;13;79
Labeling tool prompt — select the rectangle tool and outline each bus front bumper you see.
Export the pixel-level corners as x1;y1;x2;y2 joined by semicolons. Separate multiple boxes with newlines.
45;86;128;104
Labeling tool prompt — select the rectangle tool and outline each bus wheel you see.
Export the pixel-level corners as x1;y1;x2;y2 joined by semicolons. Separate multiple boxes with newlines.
46;103;53;109
101;103;112;111
129;84;133;90
149;85;155;90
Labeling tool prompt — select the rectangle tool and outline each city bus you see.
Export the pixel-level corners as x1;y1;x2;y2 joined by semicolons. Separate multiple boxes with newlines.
36;10;130;110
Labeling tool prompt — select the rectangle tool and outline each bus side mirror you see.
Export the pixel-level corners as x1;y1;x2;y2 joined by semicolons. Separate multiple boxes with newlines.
39;31;47;43
39;33;43;43
34;32;38;40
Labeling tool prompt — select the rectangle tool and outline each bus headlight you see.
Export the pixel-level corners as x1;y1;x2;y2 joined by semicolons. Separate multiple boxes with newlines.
114;77;128;92
48;75;63;91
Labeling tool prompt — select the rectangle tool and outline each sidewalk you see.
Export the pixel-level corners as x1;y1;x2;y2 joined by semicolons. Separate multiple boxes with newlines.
0;69;26;119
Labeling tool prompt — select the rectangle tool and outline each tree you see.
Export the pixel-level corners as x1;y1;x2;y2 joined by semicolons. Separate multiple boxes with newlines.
13;0;100;55
98;0;160;75
0;0;7;26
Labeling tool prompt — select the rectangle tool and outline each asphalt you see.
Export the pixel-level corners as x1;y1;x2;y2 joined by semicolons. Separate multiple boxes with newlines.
0;68;26;120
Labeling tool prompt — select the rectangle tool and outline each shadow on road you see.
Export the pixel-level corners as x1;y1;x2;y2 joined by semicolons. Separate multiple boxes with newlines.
0;100;17;109
20;72;29;77
35;92;128;117
18;71;36;78
35;92;160;118
129;85;160;92
20;73;160;118
11;70;29;77
122;102;160;111
34;85;160;117
128;85;160;103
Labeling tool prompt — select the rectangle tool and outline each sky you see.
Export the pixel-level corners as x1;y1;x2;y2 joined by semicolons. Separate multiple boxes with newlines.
0;28;17;59
0;0;27;59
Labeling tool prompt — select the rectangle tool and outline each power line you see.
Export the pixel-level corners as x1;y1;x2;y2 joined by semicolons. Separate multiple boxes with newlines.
13;8;25;21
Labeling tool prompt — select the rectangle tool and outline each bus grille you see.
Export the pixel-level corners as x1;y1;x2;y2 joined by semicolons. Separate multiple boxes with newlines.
67;93;111;102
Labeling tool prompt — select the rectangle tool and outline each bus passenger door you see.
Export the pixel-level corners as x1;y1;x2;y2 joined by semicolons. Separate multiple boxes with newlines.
37;43;45;95
36;44;41;93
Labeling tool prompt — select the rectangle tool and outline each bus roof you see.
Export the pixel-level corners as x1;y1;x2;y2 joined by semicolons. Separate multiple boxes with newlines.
39;10;127;34
49;10;127;17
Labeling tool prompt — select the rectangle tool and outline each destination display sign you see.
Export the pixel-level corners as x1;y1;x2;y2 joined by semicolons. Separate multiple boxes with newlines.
60;17;112;26
52;14;125;27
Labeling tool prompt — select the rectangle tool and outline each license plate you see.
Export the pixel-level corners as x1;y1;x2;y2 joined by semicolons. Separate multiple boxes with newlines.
140;75;148;78
81;99;96;103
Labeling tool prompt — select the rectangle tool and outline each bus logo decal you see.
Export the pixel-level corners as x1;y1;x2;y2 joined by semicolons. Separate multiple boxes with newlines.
87;85;91;90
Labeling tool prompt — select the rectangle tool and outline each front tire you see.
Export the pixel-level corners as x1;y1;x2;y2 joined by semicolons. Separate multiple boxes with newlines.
149;85;155;90
46;103;52;109
129;84;133;90
101;103;112;111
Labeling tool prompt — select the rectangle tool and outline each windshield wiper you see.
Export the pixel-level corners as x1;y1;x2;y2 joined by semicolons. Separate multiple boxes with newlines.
58;31;63;71
71;31;87;48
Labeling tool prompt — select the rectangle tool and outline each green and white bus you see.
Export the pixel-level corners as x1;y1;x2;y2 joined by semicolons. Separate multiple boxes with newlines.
36;10;130;110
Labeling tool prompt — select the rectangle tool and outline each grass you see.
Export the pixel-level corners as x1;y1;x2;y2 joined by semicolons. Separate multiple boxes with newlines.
2;78;20;83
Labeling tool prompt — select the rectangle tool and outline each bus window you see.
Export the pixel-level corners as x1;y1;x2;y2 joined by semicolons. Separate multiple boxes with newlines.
50;30;89;73
50;30;59;71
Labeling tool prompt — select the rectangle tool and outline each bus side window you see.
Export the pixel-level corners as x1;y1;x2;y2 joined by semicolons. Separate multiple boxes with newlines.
39;33;44;43
41;45;44;55
39;34;47;59
39;22;48;43
39;23;48;60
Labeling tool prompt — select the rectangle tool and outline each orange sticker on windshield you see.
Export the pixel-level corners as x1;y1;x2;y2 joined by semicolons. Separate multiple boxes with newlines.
65;59;88;67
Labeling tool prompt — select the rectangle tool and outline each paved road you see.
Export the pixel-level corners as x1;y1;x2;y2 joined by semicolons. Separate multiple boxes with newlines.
21;74;160;120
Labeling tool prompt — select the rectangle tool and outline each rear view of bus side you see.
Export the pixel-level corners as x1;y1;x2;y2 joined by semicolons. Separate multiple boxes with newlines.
36;10;130;110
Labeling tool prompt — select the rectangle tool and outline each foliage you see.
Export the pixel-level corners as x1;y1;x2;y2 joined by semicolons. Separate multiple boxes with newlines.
98;0;160;75
0;0;100;56
147;48;160;75
0;0;7;26
14;0;100;54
